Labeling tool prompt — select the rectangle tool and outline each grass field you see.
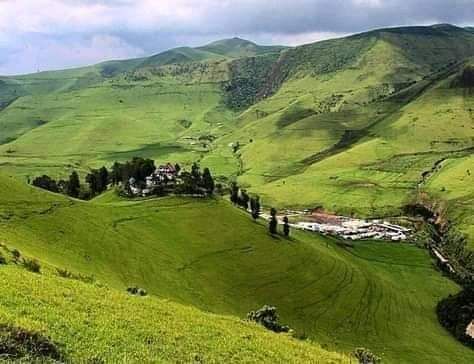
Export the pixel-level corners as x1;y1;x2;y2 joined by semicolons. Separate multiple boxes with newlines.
0;173;472;363
0;263;349;363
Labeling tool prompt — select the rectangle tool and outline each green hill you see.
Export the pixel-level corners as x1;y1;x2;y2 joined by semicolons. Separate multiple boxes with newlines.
0;173;472;363
197;37;287;58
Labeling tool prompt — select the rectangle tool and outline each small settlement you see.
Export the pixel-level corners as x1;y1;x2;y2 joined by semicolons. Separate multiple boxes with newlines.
296;217;410;241
261;210;411;241
129;163;178;197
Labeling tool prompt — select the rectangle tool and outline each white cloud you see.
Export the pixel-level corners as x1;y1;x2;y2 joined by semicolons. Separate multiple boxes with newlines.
0;33;144;75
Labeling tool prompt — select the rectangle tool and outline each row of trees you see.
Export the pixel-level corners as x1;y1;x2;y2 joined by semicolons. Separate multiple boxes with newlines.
230;183;260;220
229;183;290;237
32;171;81;198
32;167;109;200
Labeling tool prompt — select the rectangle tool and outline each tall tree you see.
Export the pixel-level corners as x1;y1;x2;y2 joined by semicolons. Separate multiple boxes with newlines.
98;166;109;192
85;171;100;195
230;182;239;204
269;207;278;235
67;171;80;198
111;162;123;185
250;196;261;221
283;216;290;237
202;167;215;195
239;189;250;210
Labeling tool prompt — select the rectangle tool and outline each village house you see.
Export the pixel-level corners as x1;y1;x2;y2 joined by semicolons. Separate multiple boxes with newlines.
130;163;179;196
466;320;474;339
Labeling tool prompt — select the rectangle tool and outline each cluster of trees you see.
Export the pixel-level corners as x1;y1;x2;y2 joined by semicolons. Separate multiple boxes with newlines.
32;171;81;198
175;163;215;195
437;286;474;348
110;157;158;187
32;167;108;200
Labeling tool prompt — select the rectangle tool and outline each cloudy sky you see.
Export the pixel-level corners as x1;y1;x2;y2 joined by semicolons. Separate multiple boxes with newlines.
1;0;473;75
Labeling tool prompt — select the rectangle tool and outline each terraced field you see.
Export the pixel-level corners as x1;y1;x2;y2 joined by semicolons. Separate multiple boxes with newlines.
0;173;472;363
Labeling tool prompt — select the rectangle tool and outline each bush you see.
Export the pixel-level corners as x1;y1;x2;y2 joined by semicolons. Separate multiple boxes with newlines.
22;258;41;273
11;249;21;262
247;305;289;333
56;268;95;284
127;286;147;296
353;348;381;364
0;253;6;265
0;324;64;361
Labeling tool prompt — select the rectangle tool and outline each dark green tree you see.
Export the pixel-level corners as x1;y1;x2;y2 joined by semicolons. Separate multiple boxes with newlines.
269;208;278;235
32;175;59;193
250;196;261;221
111;162;123;185
67;171;80;198
99;166;109;192
230;182;239;204
283;216;290;237
239;189;250;210
202;167;215;194
85;171;100;195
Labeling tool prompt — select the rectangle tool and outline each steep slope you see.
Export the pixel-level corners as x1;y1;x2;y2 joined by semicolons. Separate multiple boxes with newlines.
0;174;472;363
0;264;347;363
203;25;474;217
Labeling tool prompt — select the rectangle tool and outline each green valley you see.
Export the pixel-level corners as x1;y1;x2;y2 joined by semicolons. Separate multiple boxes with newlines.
1;23;473;363
0;173;472;363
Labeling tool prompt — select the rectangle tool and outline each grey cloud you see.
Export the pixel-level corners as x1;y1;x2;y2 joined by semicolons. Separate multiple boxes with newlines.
1;0;473;75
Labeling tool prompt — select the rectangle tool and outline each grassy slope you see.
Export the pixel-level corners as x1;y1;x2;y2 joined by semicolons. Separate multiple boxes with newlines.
0;60;235;179
201;27;474;228
0;264;347;363
0;174;472;363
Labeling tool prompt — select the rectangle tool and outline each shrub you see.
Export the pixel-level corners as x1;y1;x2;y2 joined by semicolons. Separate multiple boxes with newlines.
127;286;148;296
11;249;21;262
22;258;41;273
0;324;64;361
56;268;95;284
247;305;289;333
353;347;381;364
0;253;6;265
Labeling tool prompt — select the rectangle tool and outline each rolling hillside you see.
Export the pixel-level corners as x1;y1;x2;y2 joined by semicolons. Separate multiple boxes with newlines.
0;173;472;363
0;25;473;362
0;261;348;363
0;26;472;224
